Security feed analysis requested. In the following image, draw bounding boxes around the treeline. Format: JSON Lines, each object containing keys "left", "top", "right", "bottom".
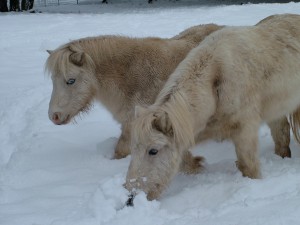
{"left": 101, "top": 0, "right": 157, "bottom": 3}
{"left": 0, "top": 0, "right": 34, "bottom": 12}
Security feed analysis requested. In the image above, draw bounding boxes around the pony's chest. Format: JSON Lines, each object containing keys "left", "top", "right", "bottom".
{"left": 196, "top": 114, "right": 241, "bottom": 142}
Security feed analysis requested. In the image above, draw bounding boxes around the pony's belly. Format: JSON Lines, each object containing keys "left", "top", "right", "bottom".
{"left": 260, "top": 69, "right": 300, "bottom": 121}
{"left": 262, "top": 88, "right": 300, "bottom": 122}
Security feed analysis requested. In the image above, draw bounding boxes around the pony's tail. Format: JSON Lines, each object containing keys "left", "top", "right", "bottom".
{"left": 289, "top": 106, "right": 300, "bottom": 144}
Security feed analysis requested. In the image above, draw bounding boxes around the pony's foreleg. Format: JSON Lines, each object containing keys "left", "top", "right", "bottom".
{"left": 232, "top": 120, "right": 262, "bottom": 179}
{"left": 179, "top": 151, "right": 205, "bottom": 174}
{"left": 114, "top": 123, "right": 131, "bottom": 159}
{"left": 267, "top": 117, "right": 291, "bottom": 158}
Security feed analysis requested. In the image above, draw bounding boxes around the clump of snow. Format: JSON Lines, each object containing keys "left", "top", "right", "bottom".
{"left": 1, "top": 2, "right": 300, "bottom": 225}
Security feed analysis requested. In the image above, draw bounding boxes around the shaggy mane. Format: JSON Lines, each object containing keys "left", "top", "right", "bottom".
{"left": 161, "top": 91, "right": 196, "bottom": 148}
{"left": 44, "top": 35, "right": 128, "bottom": 78}
{"left": 133, "top": 90, "right": 195, "bottom": 151}
{"left": 45, "top": 44, "right": 73, "bottom": 79}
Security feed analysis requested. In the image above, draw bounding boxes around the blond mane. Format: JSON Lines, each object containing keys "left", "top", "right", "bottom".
{"left": 44, "top": 35, "right": 129, "bottom": 79}
{"left": 45, "top": 44, "right": 70, "bottom": 78}
{"left": 162, "top": 91, "right": 196, "bottom": 148}
{"left": 133, "top": 89, "right": 195, "bottom": 151}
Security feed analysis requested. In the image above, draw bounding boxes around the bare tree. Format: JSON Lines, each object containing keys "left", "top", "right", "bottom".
{"left": 102, "top": 0, "right": 156, "bottom": 3}
{"left": 10, "top": 0, "right": 20, "bottom": 11}
{"left": 21, "top": 0, "right": 34, "bottom": 10}
{"left": 0, "top": 0, "right": 8, "bottom": 12}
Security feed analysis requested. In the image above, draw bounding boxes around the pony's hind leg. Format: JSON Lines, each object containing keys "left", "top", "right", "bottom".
{"left": 232, "top": 120, "right": 262, "bottom": 179}
{"left": 268, "top": 117, "right": 291, "bottom": 158}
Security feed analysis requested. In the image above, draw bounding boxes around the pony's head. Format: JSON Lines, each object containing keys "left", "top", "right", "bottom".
{"left": 125, "top": 94, "right": 195, "bottom": 200}
{"left": 45, "top": 43, "right": 97, "bottom": 125}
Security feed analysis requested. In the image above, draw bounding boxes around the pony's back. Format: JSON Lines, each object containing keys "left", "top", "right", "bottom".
{"left": 172, "top": 23, "right": 224, "bottom": 45}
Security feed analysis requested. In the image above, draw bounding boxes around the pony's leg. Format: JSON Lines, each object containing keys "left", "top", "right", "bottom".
{"left": 114, "top": 123, "right": 131, "bottom": 159}
{"left": 267, "top": 117, "right": 291, "bottom": 158}
{"left": 232, "top": 120, "right": 261, "bottom": 179}
{"left": 179, "top": 151, "right": 205, "bottom": 174}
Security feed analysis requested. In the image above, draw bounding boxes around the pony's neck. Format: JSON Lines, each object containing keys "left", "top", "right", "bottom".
{"left": 79, "top": 36, "right": 140, "bottom": 92}
{"left": 79, "top": 36, "right": 133, "bottom": 72}
{"left": 155, "top": 52, "right": 217, "bottom": 142}
{"left": 75, "top": 36, "right": 156, "bottom": 122}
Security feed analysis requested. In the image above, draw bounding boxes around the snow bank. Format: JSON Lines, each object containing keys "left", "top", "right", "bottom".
{"left": 1, "top": 2, "right": 300, "bottom": 225}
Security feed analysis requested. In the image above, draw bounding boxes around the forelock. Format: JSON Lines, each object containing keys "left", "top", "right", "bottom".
{"left": 132, "top": 110, "right": 157, "bottom": 146}
{"left": 45, "top": 44, "right": 73, "bottom": 80}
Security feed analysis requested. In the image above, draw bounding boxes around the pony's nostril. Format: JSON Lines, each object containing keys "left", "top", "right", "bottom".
{"left": 52, "top": 112, "right": 61, "bottom": 122}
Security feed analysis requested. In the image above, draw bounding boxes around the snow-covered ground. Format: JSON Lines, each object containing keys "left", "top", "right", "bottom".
{"left": 1, "top": 2, "right": 300, "bottom": 225}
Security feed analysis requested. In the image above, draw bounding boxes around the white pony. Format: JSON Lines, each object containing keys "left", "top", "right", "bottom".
{"left": 126, "top": 14, "right": 300, "bottom": 201}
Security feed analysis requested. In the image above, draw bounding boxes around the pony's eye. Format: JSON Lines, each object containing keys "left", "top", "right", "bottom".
{"left": 148, "top": 149, "right": 158, "bottom": 156}
{"left": 66, "top": 78, "right": 76, "bottom": 85}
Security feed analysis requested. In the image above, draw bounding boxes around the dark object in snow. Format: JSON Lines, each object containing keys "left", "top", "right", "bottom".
{"left": 126, "top": 194, "right": 135, "bottom": 207}
{"left": 29, "top": 10, "right": 39, "bottom": 13}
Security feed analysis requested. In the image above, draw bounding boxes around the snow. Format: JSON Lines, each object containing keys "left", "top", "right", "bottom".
{"left": 1, "top": 2, "right": 300, "bottom": 225}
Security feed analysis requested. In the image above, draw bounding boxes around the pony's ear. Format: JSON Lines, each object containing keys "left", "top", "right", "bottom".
{"left": 46, "top": 50, "right": 53, "bottom": 54}
{"left": 134, "top": 105, "right": 147, "bottom": 118}
{"left": 70, "top": 52, "right": 85, "bottom": 67}
{"left": 153, "top": 111, "right": 173, "bottom": 137}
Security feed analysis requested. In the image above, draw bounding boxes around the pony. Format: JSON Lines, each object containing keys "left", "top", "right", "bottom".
{"left": 45, "top": 23, "right": 225, "bottom": 174}
{"left": 125, "top": 14, "right": 300, "bottom": 201}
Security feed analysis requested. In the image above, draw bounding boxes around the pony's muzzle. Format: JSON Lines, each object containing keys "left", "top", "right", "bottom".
{"left": 50, "top": 112, "right": 70, "bottom": 125}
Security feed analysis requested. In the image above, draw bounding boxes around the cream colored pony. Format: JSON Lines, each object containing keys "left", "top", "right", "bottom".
{"left": 126, "top": 14, "right": 300, "bottom": 201}
{"left": 46, "top": 23, "right": 225, "bottom": 174}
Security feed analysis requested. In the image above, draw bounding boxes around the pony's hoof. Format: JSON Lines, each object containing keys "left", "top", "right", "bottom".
{"left": 113, "top": 150, "right": 130, "bottom": 159}
{"left": 235, "top": 160, "right": 262, "bottom": 179}
{"left": 276, "top": 146, "right": 291, "bottom": 158}
{"left": 181, "top": 156, "right": 205, "bottom": 175}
